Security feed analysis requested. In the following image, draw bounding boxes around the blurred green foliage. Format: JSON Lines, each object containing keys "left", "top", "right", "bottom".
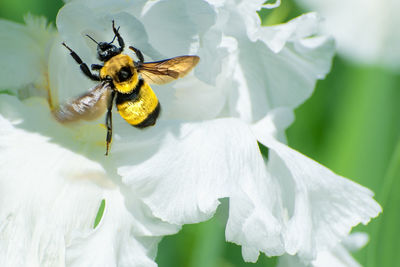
{"left": 1, "top": 0, "right": 399, "bottom": 266}
{"left": 0, "top": 0, "right": 63, "bottom": 23}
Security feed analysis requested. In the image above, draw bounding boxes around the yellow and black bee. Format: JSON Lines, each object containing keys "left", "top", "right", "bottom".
{"left": 54, "top": 21, "right": 199, "bottom": 155}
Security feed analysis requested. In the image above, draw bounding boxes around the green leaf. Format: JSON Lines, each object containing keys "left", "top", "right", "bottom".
{"left": 93, "top": 199, "right": 105, "bottom": 229}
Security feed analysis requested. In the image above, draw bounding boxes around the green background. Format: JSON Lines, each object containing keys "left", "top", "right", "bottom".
{"left": 1, "top": 0, "right": 399, "bottom": 266}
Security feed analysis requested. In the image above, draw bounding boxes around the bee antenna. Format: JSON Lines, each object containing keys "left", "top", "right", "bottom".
{"left": 86, "top": 34, "right": 99, "bottom": 45}
{"left": 109, "top": 34, "right": 117, "bottom": 44}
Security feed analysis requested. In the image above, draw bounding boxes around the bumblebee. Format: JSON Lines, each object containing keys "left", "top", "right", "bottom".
{"left": 54, "top": 21, "right": 199, "bottom": 155}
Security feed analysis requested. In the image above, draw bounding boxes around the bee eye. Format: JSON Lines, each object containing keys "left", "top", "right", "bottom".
{"left": 117, "top": 67, "right": 132, "bottom": 82}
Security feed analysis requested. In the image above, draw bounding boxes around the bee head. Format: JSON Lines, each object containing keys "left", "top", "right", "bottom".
{"left": 86, "top": 34, "right": 121, "bottom": 62}
{"left": 97, "top": 42, "right": 120, "bottom": 61}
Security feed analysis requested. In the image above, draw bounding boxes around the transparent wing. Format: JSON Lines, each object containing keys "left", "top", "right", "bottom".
{"left": 53, "top": 82, "right": 112, "bottom": 123}
{"left": 139, "top": 56, "right": 200, "bottom": 85}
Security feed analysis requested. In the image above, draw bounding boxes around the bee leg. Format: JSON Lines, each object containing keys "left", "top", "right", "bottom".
{"left": 62, "top": 42, "right": 100, "bottom": 81}
{"left": 112, "top": 20, "right": 125, "bottom": 51}
{"left": 91, "top": 64, "right": 103, "bottom": 71}
{"left": 105, "top": 91, "right": 116, "bottom": 156}
{"left": 129, "top": 46, "right": 144, "bottom": 64}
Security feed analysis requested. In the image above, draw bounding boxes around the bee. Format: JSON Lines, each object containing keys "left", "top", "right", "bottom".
{"left": 54, "top": 21, "right": 199, "bottom": 155}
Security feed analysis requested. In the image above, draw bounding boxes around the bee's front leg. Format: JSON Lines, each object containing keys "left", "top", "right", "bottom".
{"left": 62, "top": 42, "right": 100, "bottom": 81}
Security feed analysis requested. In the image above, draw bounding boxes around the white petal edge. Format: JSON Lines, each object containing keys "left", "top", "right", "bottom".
{"left": 277, "top": 232, "right": 369, "bottom": 267}
{"left": 258, "top": 12, "right": 322, "bottom": 53}
{"left": 259, "top": 133, "right": 381, "bottom": 260}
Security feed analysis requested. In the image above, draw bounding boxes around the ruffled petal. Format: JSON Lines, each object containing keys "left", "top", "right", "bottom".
{"left": 277, "top": 233, "right": 368, "bottom": 267}
{"left": 226, "top": 172, "right": 284, "bottom": 261}
{"left": 117, "top": 118, "right": 288, "bottom": 260}
{"left": 118, "top": 118, "right": 265, "bottom": 224}
{"left": 258, "top": 134, "right": 381, "bottom": 260}
{"left": 229, "top": 14, "right": 335, "bottom": 123}
{"left": 257, "top": 12, "right": 321, "bottom": 53}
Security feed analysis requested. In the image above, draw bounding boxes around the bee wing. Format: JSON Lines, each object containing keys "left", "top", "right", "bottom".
{"left": 138, "top": 56, "right": 200, "bottom": 85}
{"left": 53, "top": 82, "right": 112, "bottom": 123}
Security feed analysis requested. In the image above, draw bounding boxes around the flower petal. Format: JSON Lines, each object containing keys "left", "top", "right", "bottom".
{"left": 341, "top": 232, "right": 368, "bottom": 252}
{"left": 140, "top": 0, "right": 216, "bottom": 57}
{"left": 0, "top": 113, "right": 104, "bottom": 266}
{"left": 259, "top": 135, "right": 381, "bottom": 260}
{"left": 277, "top": 233, "right": 369, "bottom": 267}
{"left": 117, "top": 118, "right": 287, "bottom": 260}
{"left": 66, "top": 192, "right": 160, "bottom": 267}
{"left": 226, "top": 174, "right": 285, "bottom": 261}
{"left": 258, "top": 12, "right": 321, "bottom": 53}
{"left": 0, "top": 15, "right": 54, "bottom": 91}
{"left": 230, "top": 30, "right": 334, "bottom": 123}
{"left": 252, "top": 107, "right": 295, "bottom": 142}
{"left": 0, "top": 95, "right": 170, "bottom": 266}
{"left": 118, "top": 118, "right": 263, "bottom": 224}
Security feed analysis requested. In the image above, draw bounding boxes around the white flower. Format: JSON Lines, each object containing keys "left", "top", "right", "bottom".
{"left": 0, "top": 0, "right": 381, "bottom": 266}
{"left": 0, "top": 97, "right": 166, "bottom": 266}
{"left": 278, "top": 232, "right": 369, "bottom": 267}
{"left": 294, "top": 0, "right": 400, "bottom": 69}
